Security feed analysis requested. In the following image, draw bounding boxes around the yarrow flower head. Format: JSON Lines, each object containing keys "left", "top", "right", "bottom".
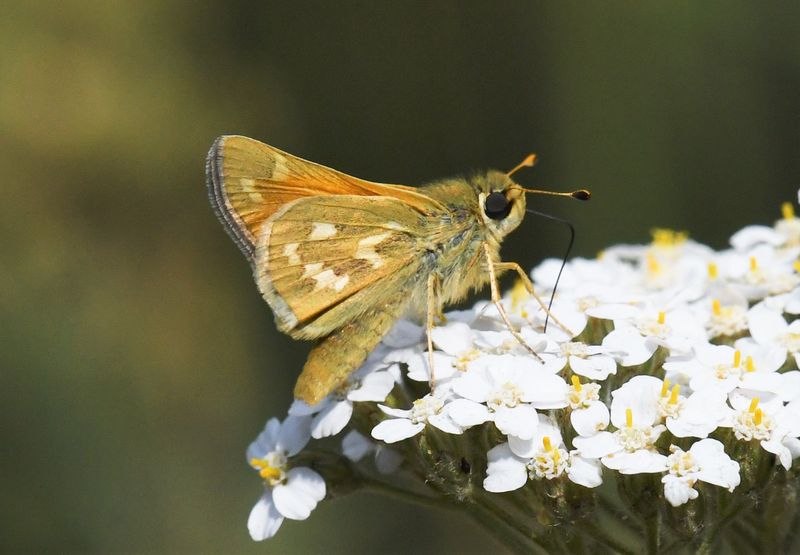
{"left": 240, "top": 191, "right": 800, "bottom": 553}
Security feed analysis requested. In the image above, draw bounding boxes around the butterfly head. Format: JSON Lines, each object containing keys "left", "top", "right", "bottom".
{"left": 474, "top": 171, "right": 529, "bottom": 238}
{"left": 473, "top": 160, "right": 591, "bottom": 239}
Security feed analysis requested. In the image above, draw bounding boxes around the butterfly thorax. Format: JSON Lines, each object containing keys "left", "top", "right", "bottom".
{"left": 413, "top": 171, "right": 527, "bottom": 309}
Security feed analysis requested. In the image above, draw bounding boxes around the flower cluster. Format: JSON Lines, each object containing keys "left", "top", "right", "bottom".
{"left": 245, "top": 193, "right": 800, "bottom": 551}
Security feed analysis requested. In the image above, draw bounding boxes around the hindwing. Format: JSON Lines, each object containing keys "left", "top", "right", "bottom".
{"left": 255, "top": 195, "right": 430, "bottom": 339}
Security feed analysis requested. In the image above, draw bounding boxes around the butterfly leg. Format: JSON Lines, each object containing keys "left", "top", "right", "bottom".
{"left": 483, "top": 244, "right": 544, "bottom": 362}
{"left": 493, "top": 262, "right": 575, "bottom": 337}
{"left": 426, "top": 274, "right": 438, "bottom": 391}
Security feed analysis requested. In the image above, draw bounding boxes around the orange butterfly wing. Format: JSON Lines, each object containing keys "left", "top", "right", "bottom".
{"left": 205, "top": 135, "right": 444, "bottom": 261}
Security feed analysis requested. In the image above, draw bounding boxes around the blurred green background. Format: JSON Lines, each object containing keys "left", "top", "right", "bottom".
{"left": 2, "top": 2, "right": 798, "bottom": 553}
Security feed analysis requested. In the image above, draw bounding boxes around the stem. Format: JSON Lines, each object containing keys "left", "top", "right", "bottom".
{"left": 467, "top": 502, "right": 550, "bottom": 555}
{"left": 362, "top": 478, "right": 455, "bottom": 512}
{"left": 646, "top": 505, "right": 661, "bottom": 554}
{"left": 581, "top": 520, "right": 639, "bottom": 555}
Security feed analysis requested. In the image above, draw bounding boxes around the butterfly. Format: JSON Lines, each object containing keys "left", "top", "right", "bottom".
{"left": 206, "top": 135, "right": 589, "bottom": 405}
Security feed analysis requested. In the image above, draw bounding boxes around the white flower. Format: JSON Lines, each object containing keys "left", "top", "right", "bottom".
{"left": 747, "top": 303, "right": 800, "bottom": 368}
{"left": 602, "top": 304, "right": 706, "bottom": 364}
{"left": 371, "top": 393, "right": 463, "bottom": 443}
{"left": 697, "top": 294, "right": 750, "bottom": 338}
{"left": 662, "top": 438, "right": 740, "bottom": 507}
{"left": 448, "top": 354, "right": 568, "bottom": 439}
{"left": 573, "top": 377, "right": 668, "bottom": 474}
{"left": 290, "top": 367, "right": 396, "bottom": 439}
{"left": 726, "top": 390, "right": 800, "bottom": 469}
{"left": 555, "top": 341, "right": 618, "bottom": 380}
{"left": 246, "top": 416, "right": 326, "bottom": 541}
{"left": 483, "top": 415, "right": 602, "bottom": 492}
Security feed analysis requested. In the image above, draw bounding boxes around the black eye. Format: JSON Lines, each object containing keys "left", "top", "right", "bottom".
{"left": 484, "top": 191, "right": 512, "bottom": 220}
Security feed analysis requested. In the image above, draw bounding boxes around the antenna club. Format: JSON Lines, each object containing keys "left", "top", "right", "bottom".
{"left": 572, "top": 189, "right": 591, "bottom": 201}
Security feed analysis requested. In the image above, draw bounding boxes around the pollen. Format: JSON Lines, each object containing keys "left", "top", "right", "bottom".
{"left": 733, "top": 350, "right": 742, "bottom": 368}
{"left": 651, "top": 228, "right": 688, "bottom": 248}
{"left": 782, "top": 202, "right": 795, "bottom": 220}
{"left": 746, "top": 355, "right": 755, "bottom": 372}
{"left": 750, "top": 256, "right": 759, "bottom": 272}
{"left": 646, "top": 254, "right": 662, "bottom": 276}
{"left": 712, "top": 299, "right": 722, "bottom": 316}
{"left": 668, "top": 384, "right": 680, "bottom": 405}
{"left": 661, "top": 378, "right": 670, "bottom": 398}
{"left": 707, "top": 262, "right": 719, "bottom": 280}
{"left": 748, "top": 397, "right": 760, "bottom": 413}
{"left": 625, "top": 408, "right": 633, "bottom": 428}
{"left": 510, "top": 279, "right": 530, "bottom": 313}
{"left": 754, "top": 408, "right": 763, "bottom": 425}
{"left": 571, "top": 375, "right": 582, "bottom": 391}
{"left": 657, "top": 311, "right": 666, "bottom": 325}
{"left": 542, "top": 436, "right": 553, "bottom": 452}
{"left": 250, "top": 454, "right": 287, "bottom": 486}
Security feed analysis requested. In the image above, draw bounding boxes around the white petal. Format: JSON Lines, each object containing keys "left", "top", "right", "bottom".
{"left": 602, "top": 450, "right": 668, "bottom": 474}
{"left": 371, "top": 418, "right": 424, "bottom": 443}
{"left": 609, "top": 375, "right": 662, "bottom": 428}
{"left": 483, "top": 443, "right": 528, "bottom": 492}
{"left": 452, "top": 368, "right": 493, "bottom": 402}
{"left": 569, "top": 354, "right": 618, "bottom": 380}
{"left": 572, "top": 432, "right": 620, "bottom": 458}
{"left": 662, "top": 475, "right": 698, "bottom": 507}
{"left": 383, "top": 319, "right": 424, "bottom": 347}
{"left": 730, "top": 225, "right": 784, "bottom": 251}
{"left": 521, "top": 373, "right": 569, "bottom": 409}
{"left": 432, "top": 322, "right": 474, "bottom": 355}
{"left": 276, "top": 415, "right": 312, "bottom": 457}
{"left": 747, "top": 305, "right": 788, "bottom": 346}
{"left": 446, "top": 399, "right": 492, "bottom": 428}
{"left": 247, "top": 418, "right": 281, "bottom": 461}
{"left": 493, "top": 405, "right": 540, "bottom": 439}
{"left": 762, "top": 438, "right": 793, "bottom": 470}
{"left": 288, "top": 399, "right": 326, "bottom": 416}
{"left": 341, "top": 430, "right": 372, "bottom": 462}
{"left": 571, "top": 401, "right": 609, "bottom": 437}
{"left": 406, "top": 351, "right": 457, "bottom": 382}
{"left": 587, "top": 303, "right": 640, "bottom": 320}
{"left": 429, "top": 412, "right": 464, "bottom": 435}
{"left": 603, "top": 328, "right": 656, "bottom": 366}
{"left": 375, "top": 446, "right": 404, "bottom": 474}
{"left": 311, "top": 400, "right": 353, "bottom": 439}
{"left": 348, "top": 371, "right": 395, "bottom": 402}
{"left": 272, "top": 467, "right": 326, "bottom": 520}
{"left": 567, "top": 454, "right": 603, "bottom": 488}
{"left": 377, "top": 404, "right": 412, "bottom": 418}
{"left": 247, "top": 490, "right": 284, "bottom": 541}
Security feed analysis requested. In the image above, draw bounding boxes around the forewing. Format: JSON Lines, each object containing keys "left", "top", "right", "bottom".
{"left": 255, "top": 195, "right": 428, "bottom": 339}
{"left": 206, "top": 135, "right": 443, "bottom": 260}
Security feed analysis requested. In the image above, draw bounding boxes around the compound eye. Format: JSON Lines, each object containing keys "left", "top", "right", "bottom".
{"left": 484, "top": 191, "right": 512, "bottom": 220}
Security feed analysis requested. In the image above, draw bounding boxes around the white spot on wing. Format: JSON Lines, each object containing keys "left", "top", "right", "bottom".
{"left": 310, "top": 222, "right": 337, "bottom": 240}
{"left": 356, "top": 233, "right": 389, "bottom": 269}
{"left": 284, "top": 243, "right": 301, "bottom": 265}
{"left": 303, "top": 262, "right": 324, "bottom": 278}
{"left": 311, "top": 269, "right": 349, "bottom": 292}
{"left": 271, "top": 154, "right": 289, "bottom": 181}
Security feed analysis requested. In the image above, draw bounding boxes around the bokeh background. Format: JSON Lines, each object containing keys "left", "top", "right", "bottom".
{"left": 3, "top": 2, "right": 799, "bottom": 553}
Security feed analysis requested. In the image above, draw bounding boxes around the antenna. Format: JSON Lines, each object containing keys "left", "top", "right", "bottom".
{"left": 506, "top": 153, "right": 537, "bottom": 178}
{"left": 525, "top": 208, "right": 576, "bottom": 332}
